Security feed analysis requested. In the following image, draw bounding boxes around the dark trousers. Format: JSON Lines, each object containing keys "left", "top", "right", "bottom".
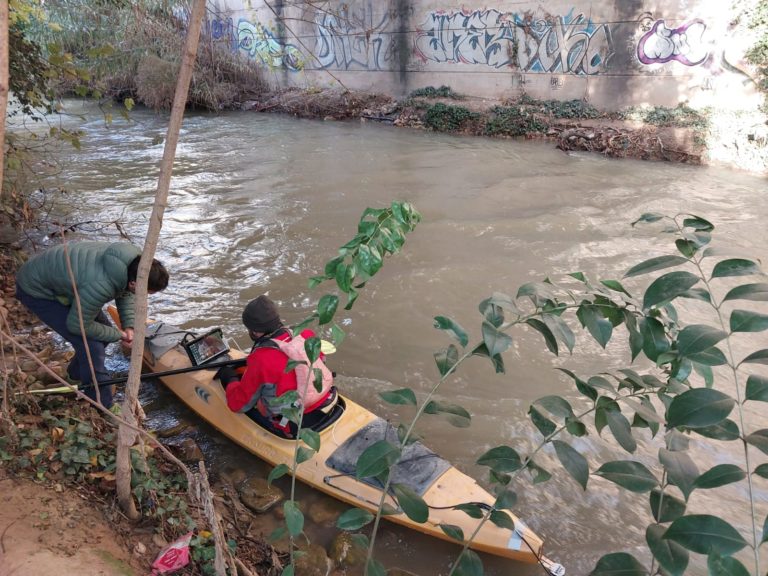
{"left": 16, "top": 284, "right": 114, "bottom": 408}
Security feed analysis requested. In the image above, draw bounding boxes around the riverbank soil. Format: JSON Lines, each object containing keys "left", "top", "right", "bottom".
{"left": 0, "top": 470, "right": 142, "bottom": 576}
{"left": 246, "top": 87, "right": 768, "bottom": 173}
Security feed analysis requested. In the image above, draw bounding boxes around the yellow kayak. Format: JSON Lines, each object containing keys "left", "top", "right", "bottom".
{"left": 128, "top": 316, "right": 564, "bottom": 573}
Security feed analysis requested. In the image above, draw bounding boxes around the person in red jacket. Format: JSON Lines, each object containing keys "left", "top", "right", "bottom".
{"left": 216, "top": 295, "right": 336, "bottom": 437}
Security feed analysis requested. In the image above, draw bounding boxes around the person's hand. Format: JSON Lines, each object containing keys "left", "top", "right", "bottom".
{"left": 214, "top": 365, "right": 239, "bottom": 387}
{"left": 120, "top": 328, "right": 134, "bottom": 347}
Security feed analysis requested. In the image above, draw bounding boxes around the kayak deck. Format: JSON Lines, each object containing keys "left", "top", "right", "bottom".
{"left": 137, "top": 319, "right": 564, "bottom": 572}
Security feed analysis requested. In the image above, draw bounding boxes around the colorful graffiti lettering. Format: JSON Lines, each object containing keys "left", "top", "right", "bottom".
{"left": 315, "top": 5, "right": 391, "bottom": 70}
{"left": 414, "top": 9, "right": 613, "bottom": 75}
{"left": 237, "top": 19, "right": 303, "bottom": 71}
{"left": 637, "top": 19, "right": 709, "bottom": 66}
{"left": 206, "top": 15, "right": 238, "bottom": 51}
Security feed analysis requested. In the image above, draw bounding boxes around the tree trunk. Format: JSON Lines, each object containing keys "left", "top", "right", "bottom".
{"left": 0, "top": 0, "right": 10, "bottom": 201}
{"left": 115, "top": 0, "right": 207, "bottom": 519}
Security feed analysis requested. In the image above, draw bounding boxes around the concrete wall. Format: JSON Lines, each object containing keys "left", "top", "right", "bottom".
{"left": 203, "top": 0, "right": 762, "bottom": 111}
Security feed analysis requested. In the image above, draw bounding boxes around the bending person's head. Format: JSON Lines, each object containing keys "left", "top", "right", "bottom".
{"left": 242, "top": 295, "right": 282, "bottom": 339}
{"left": 127, "top": 256, "right": 170, "bottom": 294}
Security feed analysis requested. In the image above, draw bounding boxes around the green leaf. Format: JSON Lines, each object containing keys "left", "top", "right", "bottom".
{"left": 741, "top": 349, "right": 768, "bottom": 366}
{"left": 747, "top": 375, "right": 768, "bottom": 402}
{"left": 711, "top": 258, "right": 762, "bottom": 278}
{"left": 535, "top": 395, "right": 575, "bottom": 419}
{"left": 632, "top": 212, "right": 665, "bottom": 226}
{"left": 659, "top": 449, "right": 699, "bottom": 501}
{"left": 663, "top": 514, "right": 747, "bottom": 555}
{"left": 723, "top": 283, "right": 768, "bottom": 302}
{"left": 355, "top": 440, "right": 401, "bottom": 479}
{"left": 542, "top": 313, "right": 576, "bottom": 353}
{"left": 745, "top": 429, "right": 768, "bottom": 455}
{"left": 267, "top": 463, "right": 290, "bottom": 485}
{"left": 296, "top": 446, "right": 315, "bottom": 464}
{"left": 336, "top": 508, "right": 374, "bottom": 530}
{"left": 517, "top": 281, "right": 556, "bottom": 303}
{"left": 303, "top": 336, "right": 321, "bottom": 364}
{"left": 379, "top": 388, "right": 417, "bottom": 406}
{"left": 424, "top": 401, "right": 471, "bottom": 427}
{"left": 299, "top": 429, "right": 320, "bottom": 452}
{"left": 707, "top": 553, "right": 750, "bottom": 576}
{"left": 476, "top": 446, "right": 522, "bottom": 473}
{"left": 577, "top": 304, "right": 613, "bottom": 348}
{"left": 526, "top": 460, "right": 552, "bottom": 484}
{"left": 643, "top": 271, "right": 700, "bottom": 310}
{"left": 392, "top": 483, "right": 429, "bottom": 523}
{"left": 646, "top": 524, "right": 688, "bottom": 576}
{"left": 454, "top": 503, "right": 484, "bottom": 519}
{"left": 317, "top": 294, "right": 339, "bottom": 325}
{"left": 494, "top": 489, "right": 517, "bottom": 509}
{"left": 439, "top": 524, "right": 465, "bottom": 542}
{"left": 433, "top": 316, "right": 469, "bottom": 347}
{"left": 687, "top": 347, "right": 728, "bottom": 366}
{"left": 753, "top": 463, "right": 768, "bottom": 479}
{"left": 489, "top": 510, "right": 515, "bottom": 530}
{"left": 730, "top": 309, "right": 768, "bottom": 333}
{"left": 526, "top": 318, "right": 558, "bottom": 355}
{"left": 281, "top": 564, "right": 294, "bottom": 576}
{"left": 667, "top": 388, "right": 735, "bottom": 428}
{"left": 605, "top": 411, "right": 637, "bottom": 453}
{"left": 566, "top": 417, "right": 588, "bottom": 437}
{"left": 434, "top": 345, "right": 459, "bottom": 377}
{"left": 624, "top": 255, "right": 689, "bottom": 278}
{"left": 676, "top": 325, "right": 727, "bottom": 356}
{"left": 481, "top": 321, "right": 512, "bottom": 357}
{"left": 366, "top": 558, "right": 386, "bottom": 576}
{"left": 693, "top": 419, "right": 740, "bottom": 441}
{"left": 650, "top": 489, "right": 686, "bottom": 523}
{"left": 283, "top": 501, "right": 304, "bottom": 536}
{"left": 456, "top": 549, "right": 483, "bottom": 576}
{"left": 600, "top": 279, "right": 631, "bottom": 296}
{"left": 589, "top": 552, "right": 646, "bottom": 576}
{"left": 640, "top": 317, "right": 670, "bottom": 362}
{"left": 553, "top": 440, "right": 589, "bottom": 490}
{"left": 693, "top": 464, "right": 745, "bottom": 489}
{"left": 594, "top": 461, "right": 658, "bottom": 492}
{"left": 682, "top": 216, "right": 714, "bottom": 232}
{"left": 675, "top": 238, "right": 698, "bottom": 258}
{"left": 763, "top": 514, "right": 768, "bottom": 544}
{"left": 529, "top": 406, "right": 556, "bottom": 437}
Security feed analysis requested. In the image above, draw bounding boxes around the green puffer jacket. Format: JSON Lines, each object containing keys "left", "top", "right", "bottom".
{"left": 16, "top": 242, "right": 141, "bottom": 342}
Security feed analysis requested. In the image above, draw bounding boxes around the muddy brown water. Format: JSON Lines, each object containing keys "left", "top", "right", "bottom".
{"left": 24, "top": 100, "right": 768, "bottom": 575}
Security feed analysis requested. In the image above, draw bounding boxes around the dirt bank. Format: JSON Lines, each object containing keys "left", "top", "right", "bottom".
{"left": 0, "top": 470, "right": 144, "bottom": 576}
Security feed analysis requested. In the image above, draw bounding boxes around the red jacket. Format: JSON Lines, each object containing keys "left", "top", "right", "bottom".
{"left": 226, "top": 329, "right": 331, "bottom": 416}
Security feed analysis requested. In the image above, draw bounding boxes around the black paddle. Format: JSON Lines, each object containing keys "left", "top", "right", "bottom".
{"left": 77, "top": 356, "right": 248, "bottom": 391}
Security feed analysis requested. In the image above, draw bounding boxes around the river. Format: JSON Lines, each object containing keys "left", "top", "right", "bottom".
{"left": 22, "top": 100, "right": 768, "bottom": 575}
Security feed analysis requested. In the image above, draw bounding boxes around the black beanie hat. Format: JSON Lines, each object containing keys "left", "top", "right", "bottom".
{"left": 242, "top": 295, "right": 281, "bottom": 333}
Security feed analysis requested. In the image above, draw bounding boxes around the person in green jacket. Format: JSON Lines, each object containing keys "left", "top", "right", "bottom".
{"left": 15, "top": 241, "right": 169, "bottom": 408}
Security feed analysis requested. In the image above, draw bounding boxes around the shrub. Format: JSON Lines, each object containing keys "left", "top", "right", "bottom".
{"left": 424, "top": 103, "right": 479, "bottom": 132}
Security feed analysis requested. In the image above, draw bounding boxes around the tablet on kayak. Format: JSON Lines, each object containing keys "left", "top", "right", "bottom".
{"left": 183, "top": 328, "right": 230, "bottom": 366}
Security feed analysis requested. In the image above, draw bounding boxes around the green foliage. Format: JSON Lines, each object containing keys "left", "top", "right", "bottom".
{"left": 484, "top": 105, "right": 547, "bottom": 137}
{"left": 327, "top": 210, "right": 768, "bottom": 576}
{"left": 744, "top": 0, "right": 768, "bottom": 108}
{"left": 519, "top": 94, "right": 601, "bottom": 119}
{"left": 409, "top": 85, "right": 464, "bottom": 99}
{"left": 424, "top": 103, "right": 480, "bottom": 132}
{"left": 618, "top": 104, "right": 710, "bottom": 129}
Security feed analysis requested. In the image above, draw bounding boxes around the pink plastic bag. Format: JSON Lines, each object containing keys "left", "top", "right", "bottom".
{"left": 151, "top": 532, "right": 193, "bottom": 574}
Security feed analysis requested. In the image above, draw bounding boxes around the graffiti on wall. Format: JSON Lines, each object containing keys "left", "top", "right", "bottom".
{"left": 637, "top": 18, "right": 709, "bottom": 66}
{"left": 237, "top": 20, "right": 303, "bottom": 70}
{"left": 414, "top": 9, "right": 614, "bottom": 75}
{"left": 314, "top": 5, "right": 392, "bottom": 70}
{"left": 205, "top": 13, "right": 303, "bottom": 71}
